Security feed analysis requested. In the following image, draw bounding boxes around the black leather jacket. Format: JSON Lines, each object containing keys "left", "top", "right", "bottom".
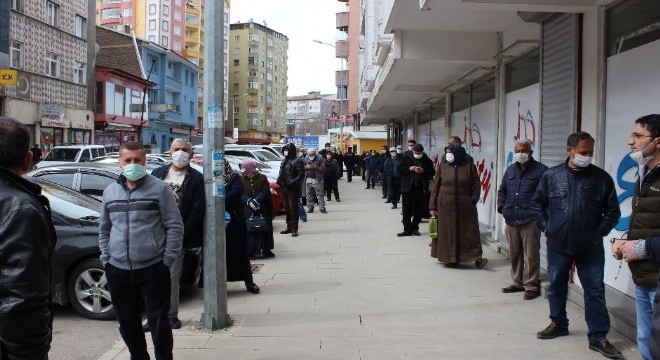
{"left": 532, "top": 159, "right": 620, "bottom": 255}
{"left": 0, "top": 168, "right": 56, "bottom": 359}
{"left": 277, "top": 144, "right": 305, "bottom": 191}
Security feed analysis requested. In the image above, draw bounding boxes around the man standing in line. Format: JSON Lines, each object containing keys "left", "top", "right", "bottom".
{"left": 532, "top": 132, "right": 622, "bottom": 359}
{"left": 379, "top": 145, "right": 389, "bottom": 199}
{"left": 99, "top": 141, "right": 183, "bottom": 360}
{"left": 344, "top": 147, "right": 355, "bottom": 182}
{"left": 150, "top": 138, "right": 205, "bottom": 330}
{"left": 277, "top": 143, "right": 305, "bottom": 237}
{"left": 0, "top": 118, "right": 56, "bottom": 359}
{"left": 497, "top": 139, "right": 547, "bottom": 300}
{"left": 30, "top": 143, "right": 42, "bottom": 169}
{"left": 365, "top": 150, "right": 378, "bottom": 189}
{"left": 611, "top": 114, "right": 660, "bottom": 360}
{"left": 397, "top": 144, "right": 434, "bottom": 236}
{"left": 384, "top": 146, "right": 403, "bottom": 209}
{"left": 304, "top": 148, "right": 327, "bottom": 213}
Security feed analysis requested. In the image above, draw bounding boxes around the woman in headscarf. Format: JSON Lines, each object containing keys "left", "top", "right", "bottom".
{"left": 224, "top": 160, "right": 260, "bottom": 293}
{"left": 240, "top": 159, "right": 275, "bottom": 258}
{"left": 429, "top": 136, "right": 488, "bottom": 268}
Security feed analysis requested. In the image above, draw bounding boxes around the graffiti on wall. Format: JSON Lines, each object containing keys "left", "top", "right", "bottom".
{"left": 614, "top": 155, "right": 638, "bottom": 231}
{"left": 506, "top": 100, "right": 538, "bottom": 168}
{"left": 463, "top": 117, "right": 482, "bottom": 153}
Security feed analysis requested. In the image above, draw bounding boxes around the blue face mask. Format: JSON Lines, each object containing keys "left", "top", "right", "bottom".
{"left": 122, "top": 164, "right": 147, "bottom": 181}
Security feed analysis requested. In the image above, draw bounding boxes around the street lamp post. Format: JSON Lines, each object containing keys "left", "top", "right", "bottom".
{"left": 313, "top": 40, "right": 344, "bottom": 151}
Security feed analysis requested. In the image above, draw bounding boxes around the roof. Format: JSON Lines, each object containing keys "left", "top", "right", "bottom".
{"left": 345, "top": 131, "right": 388, "bottom": 140}
{"left": 96, "top": 26, "right": 146, "bottom": 79}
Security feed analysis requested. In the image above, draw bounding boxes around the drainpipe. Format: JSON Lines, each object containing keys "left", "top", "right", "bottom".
{"left": 493, "top": 32, "right": 505, "bottom": 246}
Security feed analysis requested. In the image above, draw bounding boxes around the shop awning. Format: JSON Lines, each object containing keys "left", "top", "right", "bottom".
{"left": 106, "top": 122, "right": 135, "bottom": 131}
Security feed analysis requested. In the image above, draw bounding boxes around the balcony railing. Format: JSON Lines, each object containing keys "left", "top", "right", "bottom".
{"left": 336, "top": 40, "right": 348, "bottom": 59}
{"left": 336, "top": 12, "right": 349, "bottom": 31}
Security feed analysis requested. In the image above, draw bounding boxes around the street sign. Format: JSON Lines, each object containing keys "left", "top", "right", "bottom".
{"left": 0, "top": 69, "right": 18, "bottom": 85}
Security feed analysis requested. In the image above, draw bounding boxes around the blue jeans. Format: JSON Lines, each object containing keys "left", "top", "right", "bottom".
{"left": 298, "top": 201, "right": 307, "bottom": 221}
{"left": 635, "top": 286, "right": 656, "bottom": 360}
{"left": 546, "top": 247, "right": 610, "bottom": 343}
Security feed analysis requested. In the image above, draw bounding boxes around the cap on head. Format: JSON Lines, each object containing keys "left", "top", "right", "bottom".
{"left": 413, "top": 144, "right": 424, "bottom": 152}
{"left": 389, "top": 147, "right": 396, "bottom": 152}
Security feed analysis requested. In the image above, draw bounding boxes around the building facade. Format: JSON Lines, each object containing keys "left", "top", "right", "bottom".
{"left": 286, "top": 91, "right": 334, "bottom": 136}
{"left": 228, "top": 21, "right": 288, "bottom": 142}
{"left": 360, "top": 0, "right": 660, "bottom": 338}
{"left": 2, "top": 0, "right": 96, "bottom": 151}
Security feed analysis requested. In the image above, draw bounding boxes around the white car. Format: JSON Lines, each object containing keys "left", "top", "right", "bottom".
{"left": 36, "top": 145, "right": 107, "bottom": 169}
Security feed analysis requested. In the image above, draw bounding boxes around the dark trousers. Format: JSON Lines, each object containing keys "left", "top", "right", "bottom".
{"left": 105, "top": 262, "right": 173, "bottom": 360}
{"left": 282, "top": 188, "right": 300, "bottom": 232}
{"left": 388, "top": 177, "right": 402, "bottom": 205}
{"left": 345, "top": 165, "right": 353, "bottom": 182}
{"left": 401, "top": 184, "right": 425, "bottom": 233}
{"left": 324, "top": 177, "right": 339, "bottom": 200}
{"left": 382, "top": 175, "right": 389, "bottom": 198}
{"left": 546, "top": 247, "right": 610, "bottom": 342}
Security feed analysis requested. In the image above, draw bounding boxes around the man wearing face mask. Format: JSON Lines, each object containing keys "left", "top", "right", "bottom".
{"left": 303, "top": 148, "right": 327, "bottom": 213}
{"left": 497, "top": 139, "right": 547, "bottom": 300}
{"left": 277, "top": 143, "right": 305, "bottom": 236}
{"left": 151, "top": 139, "right": 205, "bottom": 330}
{"left": 611, "top": 114, "right": 660, "bottom": 360}
{"left": 384, "top": 147, "right": 403, "bottom": 209}
{"left": 343, "top": 148, "right": 355, "bottom": 182}
{"left": 398, "top": 144, "right": 434, "bottom": 236}
{"left": 379, "top": 145, "right": 389, "bottom": 199}
{"left": 323, "top": 151, "right": 341, "bottom": 202}
{"left": 99, "top": 141, "right": 183, "bottom": 360}
{"left": 365, "top": 150, "right": 379, "bottom": 189}
{"left": 532, "top": 132, "right": 622, "bottom": 359}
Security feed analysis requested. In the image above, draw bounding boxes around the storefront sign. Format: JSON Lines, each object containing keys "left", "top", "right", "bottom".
{"left": 42, "top": 120, "right": 68, "bottom": 128}
{"left": 0, "top": 69, "right": 18, "bottom": 85}
{"left": 40, "top": 104, "right": 64, "bottom": 123}
{"left": 72, "top": 122, "right": 92, "bottom": 130}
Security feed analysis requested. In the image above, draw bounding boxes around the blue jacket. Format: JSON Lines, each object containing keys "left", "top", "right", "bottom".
{"left": 531, "top": 159, "right": 620, "bottom": 255}
{"left": 366, "top": 155, "right": 379, "bottom": 171}
{"left": 151, "top": 164, "right": 206, "bottom": 248}
{"left": 497, "top": 158, "right": 547, "bottom": 226}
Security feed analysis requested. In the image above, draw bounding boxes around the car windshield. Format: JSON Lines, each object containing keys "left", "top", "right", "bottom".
{"left": 43, "top": 148, "right": 80, "bottom": 161}
{"left": 30, "top": 178, "right": 101, "bottom": 219}
{"left": 253, "top": 150, "right": 279, "bottom": 162}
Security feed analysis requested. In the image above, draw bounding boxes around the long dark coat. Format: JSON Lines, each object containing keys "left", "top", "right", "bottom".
{"left": 429, "top": 155, "right": 482, "bottom": 264}
{"left": 225, "top": 172, "right": 253, "bottom": 282}
{"left": 241, "top": 173, "right": 275, "bottom": 253}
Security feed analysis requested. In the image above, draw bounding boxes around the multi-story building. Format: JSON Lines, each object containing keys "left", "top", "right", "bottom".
{"left": 1, "top": 0, "right": 97, "bottom": 151}
{"left": 335, "top": 0, "right": 358, "bottom": 129}
{"left": 286, "top": 91, "right": 334, "bottom": 135}
{"left": 95, "top": 26, "right": 200, "bottom": 153}
{"left": 229, "top": 21, "right": 288, "bottom": 142}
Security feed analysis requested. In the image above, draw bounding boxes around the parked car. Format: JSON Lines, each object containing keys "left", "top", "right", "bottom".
{"left": 36, "top": 145, "right": 107, "bottom": 168}
{"left": 224, "top": 148, "right": 282, "bottom": 169}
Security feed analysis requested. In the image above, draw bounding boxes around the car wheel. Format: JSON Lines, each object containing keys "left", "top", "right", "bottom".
{"left": 67, "top": 258, "right": 115, "bottom": 320}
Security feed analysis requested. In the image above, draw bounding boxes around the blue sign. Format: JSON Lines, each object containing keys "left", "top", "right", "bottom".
{"left": 285, "top": 136, "right": 319, "bottom": 150}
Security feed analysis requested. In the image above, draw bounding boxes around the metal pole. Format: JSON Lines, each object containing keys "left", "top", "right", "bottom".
{"left": 202, "top": 0, "right": 229, "bottom": 330}
{"left": 339, "top": 57, "right": 344, "bottom": 151}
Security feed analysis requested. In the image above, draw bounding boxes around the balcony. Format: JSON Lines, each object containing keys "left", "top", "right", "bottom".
{"left": 336, "top": 12, "right": 349, "bottom": 31}
{"left": 185, "top": 36, "right": 203, "bottom": 46}
{"left": 335, "top": 70, "right": 348, "bottom": 86}
{"left": 186, "top": 22, "right": 201, "bottom": 32}
{"left": 247, "top": 88, "right": 259, "bottom": 95}
{"left": 336, "top": 40, "right": 348, "bottom": 59}
{"left": 166, "top": 103, "right": 180, "bottom": 113}
{"left": 247, "top": 100, "right": 259, "bottom": 106}
{"left": 186, "top": 7, "right": 201, "bottom": 16}
{"left": 184, "top": 49, "right": 203, "bottom": 60}
{"left": 165, "top": 77, "right": 182, "bottom": 92}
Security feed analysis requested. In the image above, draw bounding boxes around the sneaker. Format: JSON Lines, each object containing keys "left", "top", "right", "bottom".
{"left": 320, "top": 209, "right": 327, "bottom": 213}
{"left": 300, "top": 218, "right": 307, "bottom": 222}
{"left": 142, "top": 321, "right": 150, "bottom": 333}
{"left": 170, "top": 317, "right": 182, "bottom": 329}
{"left": 280, "top": 229, "right": 292, "bottom": 234}
{"left": 589, "top": 339, "right": 623, "bottom": 359}
{"left": 475, "top": 258, "right": 488, "bottom": 269}
{"left": 537, "top": 321, "right": 569, "bottom": 339}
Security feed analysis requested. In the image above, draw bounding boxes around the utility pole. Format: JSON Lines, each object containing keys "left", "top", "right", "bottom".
{"left": 202, "top": 0, "right": 230, "bottom": 330}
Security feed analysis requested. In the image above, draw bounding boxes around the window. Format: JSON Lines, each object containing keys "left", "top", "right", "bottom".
{"left": 248, "top": 33, "right": 259, "bottom": 41}
{"left": 75, "top": 15, "right": 86, "bottom": 38}
{"left": 149, "top": 20, "right": 156, "bottom": 30}
{"left": 233, "top": 71, "right": 239, "bottom": 78}
{"left": 233, "top": 82, "right": 239, "bottom": 90}
{"left": 174, "top": 10, "right": 181, "bottom": 21}
{"left": 174, "top": 25, "right": 181, "bottom": 35}
{"left": 148, "top": 35, "right": 156, "bottom": 42}
{"left": 45, "top": 1, "right": 59, "bottom": 27}
{"left": 11, "top": 0, "right": 24, "bottom": 12}
{"left": 35, "top": 172, "right": 75, "bottom": 188}
{"left": 149, "top": 4, "right": 156, "bottom": 14}
{"left": 234, "top": 47, "right": 240, "bottom": 55}
{"left": 45, "top": 52, "right": 59, "bottom": 77}
{"left": 234, "top": 35, "right": 240, "bottom": 42}
{"left": 173, "top": 41, "right": 180, "bottom": 51}
{"left": 162, "top": 36, "right": 169, "bottom": 47}
{"left": 175, "top": 0, "right": 181, "bottom": 5}
{"left": 233, "top": 106, "right": 239, "bottom": 114}
{"left": 122, "top": 8, "right": 132, "bottom": 17}
{"left": 80, "top": 172, "right": 115, "bottom": 198}
{"left": 101, "top": 8, "right": 120, "bottom": 19}
{"left": 9, "top": 41, "right": 23, "bottom": 69}
{"left": 163, "top": 4, "right": 169, "bottom": 15}
{"left": 162, "top": 20, "right": 169, "bottom": 31}
{"left": 234, "top": 59, "right": 239, "bottom": 66}
{"left": 189, "top": 101, "right": 194, "bottom": 115}
{"left": 74, "top": 61, "right": 86, "bottom": 84}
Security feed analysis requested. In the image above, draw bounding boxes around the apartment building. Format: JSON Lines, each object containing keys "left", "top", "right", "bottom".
{"left": 1, "top": 0, "right": 96, "bottom": 150}
{"left": 286, "top": 91, "right": 334, "bottom": 136}
{"left": 229, "top": 21, "right": 288, "bottom": 142}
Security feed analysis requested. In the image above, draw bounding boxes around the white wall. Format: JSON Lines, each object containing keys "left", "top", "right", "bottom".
{"left": 469, "top": 99, "right": 497, "bottom": 227}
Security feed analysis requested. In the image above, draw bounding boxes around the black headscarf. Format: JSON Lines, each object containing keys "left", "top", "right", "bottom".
{"left": 449, "top": 143, "right": 467, "bottom": 166}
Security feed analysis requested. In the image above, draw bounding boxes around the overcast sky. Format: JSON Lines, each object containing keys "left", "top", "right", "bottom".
{"left": 229, "top": 0, "right": 343, "bottom": 97}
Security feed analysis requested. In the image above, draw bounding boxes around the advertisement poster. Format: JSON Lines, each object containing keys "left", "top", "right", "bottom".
{"left": 602, "top": 40, "right": 660, "bottom": 296}
{"left": 285, "top": 136, "right": 319, "bottom": 150}
{"left": 468, "top": 100, "right": 497, "bottom": 226}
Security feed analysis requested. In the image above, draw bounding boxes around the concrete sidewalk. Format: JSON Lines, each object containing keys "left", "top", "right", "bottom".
{"left": 99, "top": 178, "right": 641, "bottom": 360}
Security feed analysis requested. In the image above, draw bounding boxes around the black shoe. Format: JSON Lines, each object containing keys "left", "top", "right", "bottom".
{"left": 246, "top": 282, "right": 260, "bottom": 294}
{"left": 589, "top": 339, "right": 623, "bottom": 359}
{"left": 397, "top": 231, "right": 412, "bottom": 237}
{"left": 292, "top": 232, "right": 298, "bottom": 237}
{"left": 384, "top": 200, "right": 390, "bottom": 203}
{"left": 263, "top": 251, "right": 275, "bottom": 258}
{"left": 537, "top": 321, "right": 569, "bottom": 339}
{"left": 280, "top": 229, "right": 292, "bottom": 234}
{"left": 170, "top": 317, "right": 182, "bottom": 330}
{"left": 475, "top": 258, "right": 488, "bottom": 269}
{"left": 308, "top": 208, "right": 314, "bottom": 213}
{"left": 365, "top": 187, "right": 370, "bottom": 189}
{"left": 381, "top": 196, "right": 387, "bottom": 199}
{"left": 336, "top": 198, "right": 340, "bottom": 202}
{"left": 142, "top": 321, "right": 150, "bottom": 333}
{"left": 524, "top": 289, "right": 540, "bottom": 300}
{"left": 412, "top": 230, "right": 421, "bottom": 236}
{"left": 320, "top": 209, "right": 327, "bottom": 213}
{"left": 371, "top": 186, "right": 375, "bottom": 189}
{"left": 327, "top": 198, "right": 331, "bottom": 201}
{"left": 391, "top": 205, "right": 397, "bottom": 209}
{"left": 501, "top": 285, "right": 525, "bottom": 293}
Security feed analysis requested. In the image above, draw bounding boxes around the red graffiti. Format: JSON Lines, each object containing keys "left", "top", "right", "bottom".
{"left": 475, "top": 159, "right": 493, "bottom": 204}
{"left": 463, "top": 118, "right": 482, "bottom": 152}
{"left": 513, "top": 100, "right": 536, "bottom": 144}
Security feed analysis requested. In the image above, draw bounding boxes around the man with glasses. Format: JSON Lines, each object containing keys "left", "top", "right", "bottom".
{"left": 611, "top": 114, "right": 660, "bottom": 360}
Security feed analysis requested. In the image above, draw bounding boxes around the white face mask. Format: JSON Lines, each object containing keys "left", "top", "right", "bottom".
{"left": 408, "top": 146, "right": 413, "bottom": 151}
{"left": 445, "top": 153, "right": 455, "bottom": 163}
{"left": 308, "top": 155, "right": 315, "bottom": 160}
{"left": 513, "top": 152, "right": 529, "bottom": 165}
{"left": 390, "top": 152, "right": 396, "bottom": 157}
{"left": 326, "top": 155, "right": 332, "bottom": 160}
{"left": 381, "top": 150, "right": 387, "bottom": 154}
{"left": 413, "top": 153, "right": 423, "bottom": 159}
{"left": 396, "top": 149, "right": 402, "bottom": 154}
{"left": 297, "top": 152, "right": 304, "bottom": 158}
{"left": 630, "top": 138, "right": 658, "bottom": 165}
{"left": 283, "top": 150, "right": 289, "bottom": 157}
{"left": 572, "top": 153, "right": 592, "bottom": 168}
{"left": 171, "top": 150, "right": 190, "bottom": 168}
